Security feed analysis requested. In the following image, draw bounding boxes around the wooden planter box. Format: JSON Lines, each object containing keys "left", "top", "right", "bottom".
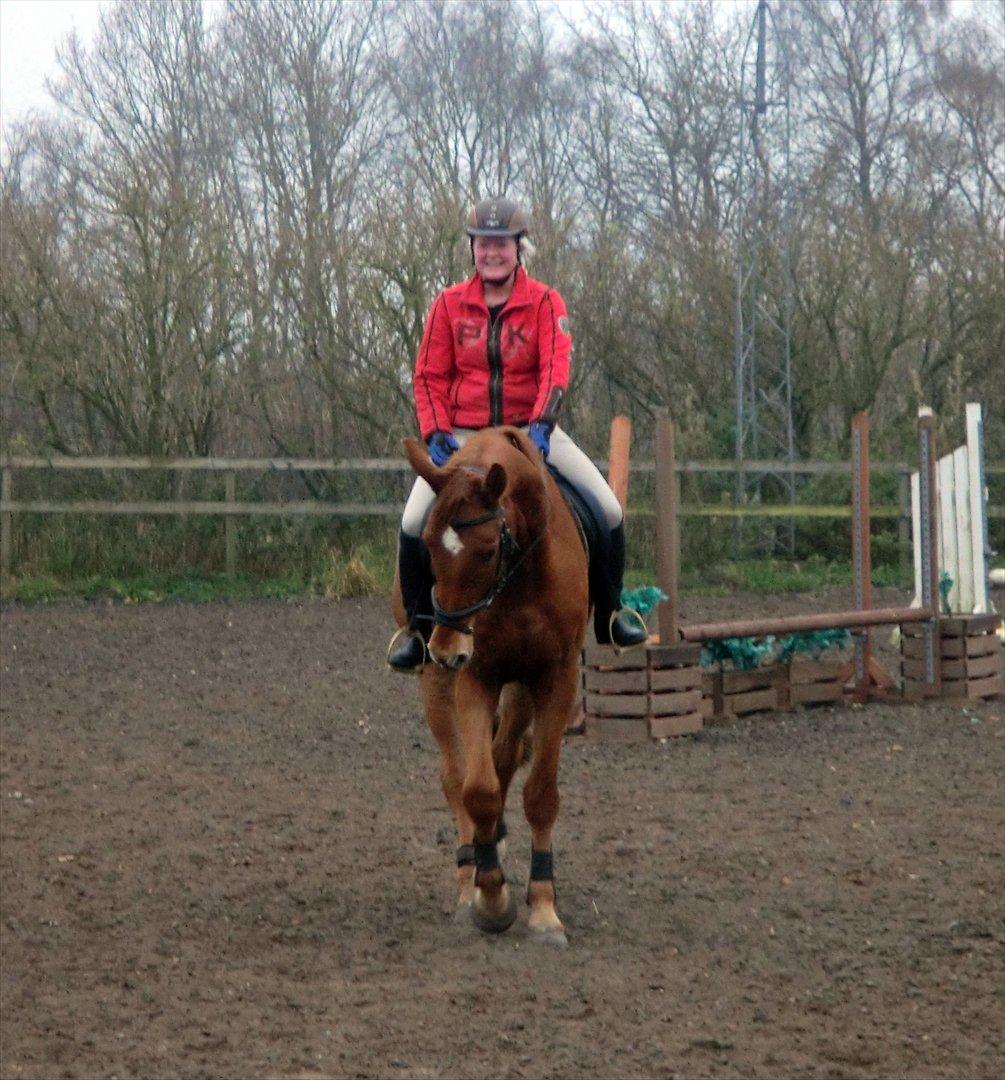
{"left": 786, "top": 658, "right": 848, "bottom": 706}
{"left": 703, "top": 655, "right": 850, "bottom": 723}
{"left": 702, "top": 667, "right": 779, "bottom": 722}
{"left": 901, "top": 614, "right": 1004, "bottom": 701}
{"left": 583, "top": 642, "right": 704, "bottom": 742}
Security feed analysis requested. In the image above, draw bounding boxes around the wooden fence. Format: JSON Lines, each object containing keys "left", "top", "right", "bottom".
{"left": 2, "top": 454, "right": 1001, "bottom": 578}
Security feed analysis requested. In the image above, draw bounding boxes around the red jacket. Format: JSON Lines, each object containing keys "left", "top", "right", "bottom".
{"left": 413, "top": 268, "right": 572, "bottom": 440}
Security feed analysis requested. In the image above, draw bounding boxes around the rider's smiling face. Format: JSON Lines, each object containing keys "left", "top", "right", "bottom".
{"left": 473, "top": 235, "right": 518, "bottom": 285}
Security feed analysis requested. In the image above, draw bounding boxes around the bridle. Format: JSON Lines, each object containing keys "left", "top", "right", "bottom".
{"left": 417, "top": 505, "right": 544, "bottom": 635}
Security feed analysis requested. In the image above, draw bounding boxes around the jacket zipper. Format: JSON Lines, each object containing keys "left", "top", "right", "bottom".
{"left": 487, "top": 315, "right": 503, "bottom": 425}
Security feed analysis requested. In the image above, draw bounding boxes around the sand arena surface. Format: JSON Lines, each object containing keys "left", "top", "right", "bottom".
{"left": 2, "top": 590, "right": 1002, "bottom": 1078}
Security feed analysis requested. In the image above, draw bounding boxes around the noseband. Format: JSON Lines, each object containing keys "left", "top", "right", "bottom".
{"left": 418, "top": 506, "right": 544, "bottom": 635}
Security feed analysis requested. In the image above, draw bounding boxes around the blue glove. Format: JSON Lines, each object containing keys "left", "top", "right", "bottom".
{"left": 528, "top": 420, "right": 553, "bottom": 459}
{"left": 427, "top": 431, "right": 460, "bottom": 467}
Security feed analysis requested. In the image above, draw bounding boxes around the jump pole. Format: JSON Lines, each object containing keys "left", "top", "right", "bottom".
{"left": 680, "top": 410, "right": 937, "bottom": 677}
{"left": 682, "top": 605, "right": 933, "bottom": 642}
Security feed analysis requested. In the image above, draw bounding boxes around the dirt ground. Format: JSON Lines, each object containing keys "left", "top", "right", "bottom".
{"left": 1, "top": 587, "right": 1003, "bottom": 1080}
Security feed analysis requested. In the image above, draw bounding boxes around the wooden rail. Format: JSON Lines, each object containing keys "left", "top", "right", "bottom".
{"left": 7, "top": 454, "right": 1002, "bottom": 474}
{"left": 1, "top": 454, "right": 1001, "bottom": 579}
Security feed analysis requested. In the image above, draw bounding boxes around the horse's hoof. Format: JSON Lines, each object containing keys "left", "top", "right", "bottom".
{"left": 472, "top": 888, "right": 518, "bottom": 934}
{"left": 528, "top": 924, "right": 569, "bottom": 948}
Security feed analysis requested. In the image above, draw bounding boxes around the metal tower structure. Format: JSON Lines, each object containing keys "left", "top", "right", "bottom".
{"left": 734, "top": 0, "right": 796, "bottom": 552}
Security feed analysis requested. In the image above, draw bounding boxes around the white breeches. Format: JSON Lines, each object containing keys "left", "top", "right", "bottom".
{"left": 401, "top": 425, "right": 624, "bottom": 538}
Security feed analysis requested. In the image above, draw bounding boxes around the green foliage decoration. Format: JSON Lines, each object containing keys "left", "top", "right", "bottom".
{"left": 701, "top": 628, "right": 851, "bottom": 670}
{"left": 939, "top": 571, "right": 953, "bottom": 614}
{"left": 620, "top": 586, "right": 668, "bottom": 617}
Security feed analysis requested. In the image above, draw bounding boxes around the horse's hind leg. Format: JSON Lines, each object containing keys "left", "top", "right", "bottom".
{"left": 419, "top": 666, "right": 476, "bottom": 913}
{"left": 492, "top": 683, "right": 535, "bottom": 848}
{"left": 524, "top": 661, "right": 580, "bottom": 947}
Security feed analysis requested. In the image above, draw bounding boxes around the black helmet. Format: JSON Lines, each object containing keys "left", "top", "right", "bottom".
{"left": 466, "top": 197, "right": 529, "bottom": 239}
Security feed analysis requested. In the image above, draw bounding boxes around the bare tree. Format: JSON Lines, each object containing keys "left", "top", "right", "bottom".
{"left": 1, "top": 0, "right": 1001, "bottom": 466}
{"left": 3, "top": 1, "right": 239, "bottom": 455}
{"left": 219, "top": 0, "right": 387, "bottom": 458}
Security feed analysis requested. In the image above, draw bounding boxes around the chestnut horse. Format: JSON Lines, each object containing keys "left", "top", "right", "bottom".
{"left": 392, "top": 426, "right": 589, "bottom": 945}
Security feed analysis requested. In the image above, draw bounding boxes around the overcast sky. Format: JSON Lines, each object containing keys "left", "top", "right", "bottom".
{"left": 0, "top": 0, "right": 993, "bottom": 142}
{"left": 0, "top": 0, "right": 225, "bottom": 138}
{"left": 1, "top": 0, "right": 103, "bottom": 134}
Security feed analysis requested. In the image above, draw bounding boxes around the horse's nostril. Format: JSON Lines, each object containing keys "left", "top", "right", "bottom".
{"left": 451, "top": 653, "right": 471, "bottom": 670}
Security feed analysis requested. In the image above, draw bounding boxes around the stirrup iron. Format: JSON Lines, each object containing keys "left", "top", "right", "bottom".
{"left": 385, "top": 625, "right": 427, "bottom": 673}
{"left": 608, "top": 607, "right": 648, "bottom": 655}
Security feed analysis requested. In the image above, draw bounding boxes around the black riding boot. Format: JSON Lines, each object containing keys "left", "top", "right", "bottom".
{"left": 387, "top": 532, "right": 433, "bottom": 672}
{"left": 594, "top": 522, "right": 648, "bottom": 649}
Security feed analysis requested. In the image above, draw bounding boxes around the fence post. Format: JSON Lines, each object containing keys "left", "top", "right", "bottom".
{"left": 607, "top": 416, "right": 632, "bottom": 512}
{"left": 1, "top": 466, "right": 12, "bottom": 579}
{"left": 851, "top": 413, "right": 872, "bottom": 701}
{"left": 225, "top": 471, "right": 236, "bottom": 578}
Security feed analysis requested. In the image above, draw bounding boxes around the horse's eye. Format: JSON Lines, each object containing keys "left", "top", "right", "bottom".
{"left": 477, "top": 546, "right": 497, "bottom": 563}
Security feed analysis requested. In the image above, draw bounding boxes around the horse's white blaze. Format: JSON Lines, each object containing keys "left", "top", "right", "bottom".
{"left": 442, "top": 526, "right": 465, "bottom": 556}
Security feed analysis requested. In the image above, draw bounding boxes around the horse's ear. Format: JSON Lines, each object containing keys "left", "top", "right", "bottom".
{"left": 482, "top": 462, "right": 507, "bottom": 506}
{"left": 403, "top": 437, "right": 448, "bottom": 493}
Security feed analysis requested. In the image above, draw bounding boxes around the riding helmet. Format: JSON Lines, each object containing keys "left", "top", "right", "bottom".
{"left": 466, "top": 197, "right": 529, "bottom": 239}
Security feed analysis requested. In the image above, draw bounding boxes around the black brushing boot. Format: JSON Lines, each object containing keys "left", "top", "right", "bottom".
{"left": 595, "top": 522, "right": 648, "bottom": 649}
{"left": 387, "top": 532, "right": 433, "bottom": 672}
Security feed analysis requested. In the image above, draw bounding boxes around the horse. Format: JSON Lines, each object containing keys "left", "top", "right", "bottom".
{"left": 391, "top": 426, "right": 590, "bottom": 946}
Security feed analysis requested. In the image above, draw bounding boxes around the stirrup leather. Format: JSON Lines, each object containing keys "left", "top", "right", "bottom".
{"left": 608, "top": 607, "right": 648, "bottom": 655}
{"left": 385, "top": 626, "right": 427, "bottom": 673}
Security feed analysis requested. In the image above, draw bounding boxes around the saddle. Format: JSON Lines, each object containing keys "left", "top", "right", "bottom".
{"left": 546, "top": 465, "right": 612, "bottom": 619}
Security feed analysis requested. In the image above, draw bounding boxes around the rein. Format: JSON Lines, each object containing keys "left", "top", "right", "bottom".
{"left": 417, "top": 505, "right": 545, "bottom": 635}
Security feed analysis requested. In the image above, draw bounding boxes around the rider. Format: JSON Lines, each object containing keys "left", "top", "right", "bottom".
{"left": 388, "top": 196, "right": 648, "bottom": 671}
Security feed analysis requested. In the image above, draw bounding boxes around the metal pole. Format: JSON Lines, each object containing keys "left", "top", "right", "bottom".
{"left": 917, "top": 409, "right": 941, "bottom": 695}
{"left": 655, "top": 416, "right": 679, "bottom": 645}
{"left": 898, "top": 469, "right": 911, "bottom": 578}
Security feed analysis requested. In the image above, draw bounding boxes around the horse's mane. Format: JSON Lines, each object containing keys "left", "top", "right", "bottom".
{"left": 439, "top": 427, "right": 550, "bottom": 543}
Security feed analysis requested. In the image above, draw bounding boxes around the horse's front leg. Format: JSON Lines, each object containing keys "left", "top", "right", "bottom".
{"left": 419, "top": 665, "right": 476, "bottom": 913}
{"left": 524, "top": 660, "right": 580, "bottom": 947}
{"left": 456, "top": 671, "right": 517, "bottom": 934}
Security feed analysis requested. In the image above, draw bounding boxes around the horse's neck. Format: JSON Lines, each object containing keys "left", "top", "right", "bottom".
{"left": 504, "top": 476, "right": 553, "bottom": 561}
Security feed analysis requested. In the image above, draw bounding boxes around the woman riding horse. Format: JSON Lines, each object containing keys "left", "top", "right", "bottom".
{"left": 388, "top": 197, "right": 647, "bottom": 672}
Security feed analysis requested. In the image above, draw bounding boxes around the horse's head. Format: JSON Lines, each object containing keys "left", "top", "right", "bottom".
{"left": 404, "top": 437, "right": 510, "bottom": 670}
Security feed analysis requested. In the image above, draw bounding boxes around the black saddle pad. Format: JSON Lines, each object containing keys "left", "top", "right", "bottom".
{"left": 547, "top": 465, "right": 610, "bottom": 611}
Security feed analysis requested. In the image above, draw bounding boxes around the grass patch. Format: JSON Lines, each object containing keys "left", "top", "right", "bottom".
{"left": 0, "top": 570, "right": 310, "bottom": 605}
{"left": 4, "top": 544, "right": 912, "bottom": 607}
{"left": 1, "top": 550, "right": 394, "bottom": 606}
